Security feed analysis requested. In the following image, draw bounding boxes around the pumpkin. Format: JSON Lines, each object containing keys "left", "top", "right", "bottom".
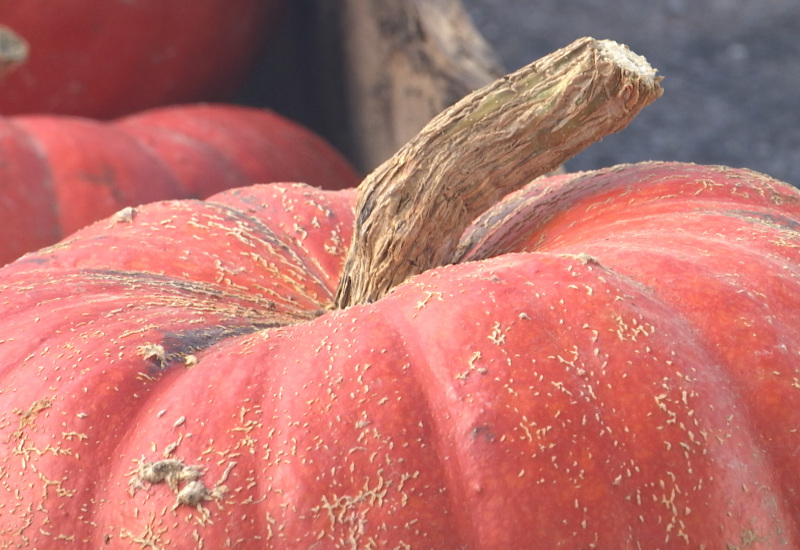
{"left": 0, "top": 0, "right": 283, "bottom": 118}
{"left": 0, "top": 103, "right": 359, "bottom": 266}
{"left": 1, "top": 38, "right": 798, "bottom": 548}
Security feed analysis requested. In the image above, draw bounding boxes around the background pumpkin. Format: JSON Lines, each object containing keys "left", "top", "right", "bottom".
{"left": 0, "top": 0, "right": 284, "bottom": 118}
{"left": 0, "top": 38, "right": 798, "bottom": 548}
{"left": 0, "top": 103, "right": 360, "bottom": 266}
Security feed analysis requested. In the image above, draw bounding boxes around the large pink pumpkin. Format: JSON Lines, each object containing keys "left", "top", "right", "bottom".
{"left": 0, "top": 161, "right": 798, "bottom": 547}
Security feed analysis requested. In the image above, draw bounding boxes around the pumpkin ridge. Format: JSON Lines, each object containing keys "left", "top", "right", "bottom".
{"left": 527, "top": 216, "right": 800, "bottom": 529}
{"left": 205, "top": 183, "right": 358, "bottom": 304}
{"left": 115, "top": 107, "right": 252, "bottom": 199}
{"left": 110, "top": 119, "right": 194, "bottom": 197}
{"left": 202, "top": 197, "right": 341, "bottom": 306}
{"left": 356, "top": 299, "right": 477, "bottom": 545}
{"left": 124, "top": 123, "right": 244, "bottom": 200}
{"left": 4, "top": 117, "right": 61, "bottom": 243}
{"left": 459, "top": 161, "right": 800, "bottom": 265}
{"left": 11, "top": 116, "right": 186, "bottom": 238}
{"left": 718, "top": 208, "right": 800, "bottom": 232}
{"left": 384, "top": 251, "right": 798, "bottom": 545}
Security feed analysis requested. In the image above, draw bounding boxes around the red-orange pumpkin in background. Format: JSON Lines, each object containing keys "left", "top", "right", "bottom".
{"left": 0, "top": 103, "right": 359, "bottom": 265}
{"left": 0, "top": 0, "right": 284, "bottom": 118}
{"left": 0, "top": 161, "right": 797, "bottom": 548}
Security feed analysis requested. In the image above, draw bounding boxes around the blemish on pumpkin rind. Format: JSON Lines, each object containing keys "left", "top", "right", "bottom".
{"left": 108, "top": 206, "right": 137, "bottom": 226}
{"left": 11, "top": 397, "right": 54, "bottom": 440}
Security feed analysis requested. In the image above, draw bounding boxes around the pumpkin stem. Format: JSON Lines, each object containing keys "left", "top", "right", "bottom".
{"left": 0, "top": 26, "right": 28, "bottom": 79}
{"left": 334, "top": 37, "right": 663, "bottom": 308}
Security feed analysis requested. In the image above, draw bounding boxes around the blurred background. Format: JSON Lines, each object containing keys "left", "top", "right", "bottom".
{"left": 252, "top": 0, "right": 800, "bottom": 187}
{"left": 461, "top": 0, "right": 800, "bottom": 187}
{"left": 3, "top": 1, "right": 798, "bottom": 187}
{"left": 5, "top": 1, "right": 796, "bottom": 266}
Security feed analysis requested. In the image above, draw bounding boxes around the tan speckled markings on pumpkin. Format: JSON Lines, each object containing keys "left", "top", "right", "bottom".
{"left": 181, "top": 184, "right": 355, "bottom": 313}
{"left": 0, "top": 194, "right": 354, "bottom": 546}
{"left": 5, "top": 396, "right": 84, "bottom": 543}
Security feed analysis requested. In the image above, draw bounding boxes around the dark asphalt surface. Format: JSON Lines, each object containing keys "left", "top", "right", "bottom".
{"left": 463, "top": 0, "right": 800, "bottom": 187}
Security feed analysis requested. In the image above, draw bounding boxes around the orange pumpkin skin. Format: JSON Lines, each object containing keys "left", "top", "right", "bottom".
{"left": 0, "top": 103, "right": 359, "bottom": 265}
{"left": 0, "top": 162, "right": 797, "bottom": 548}
{"left": 0, "top": 0, "right": 284, "bottom": 118}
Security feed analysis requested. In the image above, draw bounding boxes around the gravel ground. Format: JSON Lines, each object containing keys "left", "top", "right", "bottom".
{"left": 463, "top": 0, "right": 800, "bottom": 186}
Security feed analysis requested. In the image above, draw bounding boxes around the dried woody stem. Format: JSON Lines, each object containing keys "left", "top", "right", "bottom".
{"left": 0, "top": 26, "right": 28, "bottom": 79}
{"left": 334, "top": 37, "right": 663, "bottom": 309}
